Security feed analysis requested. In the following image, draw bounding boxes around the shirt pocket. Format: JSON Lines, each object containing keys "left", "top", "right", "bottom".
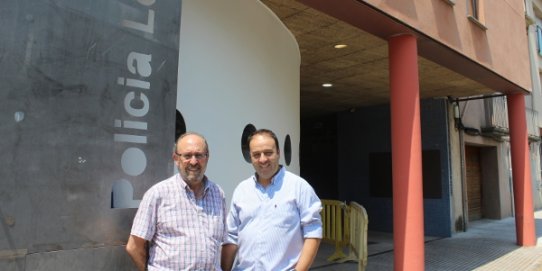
{"left": 273, "top": 199, "right": 298, "bottom": 229}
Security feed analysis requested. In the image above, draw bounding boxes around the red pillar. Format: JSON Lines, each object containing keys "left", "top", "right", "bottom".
{"left": 507, "top": 93, "right": 536, "bottom": 246}
{"left": 389, "top": 34, "right": 425, "bottom": 271}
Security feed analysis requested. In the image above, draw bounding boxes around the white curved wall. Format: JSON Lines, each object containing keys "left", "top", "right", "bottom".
{"left": 177, "top": 0, "right": 300, "bottom": 201}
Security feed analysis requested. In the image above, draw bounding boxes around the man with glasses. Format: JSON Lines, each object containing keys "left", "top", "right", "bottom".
{"left": 126, "top": 132, "right": 226, "bottom": 271}
{"left": 221, "top": 129, "right": 322, "bottom": 271}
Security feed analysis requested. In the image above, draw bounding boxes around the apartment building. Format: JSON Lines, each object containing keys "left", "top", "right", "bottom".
{"left": 526, "top": 0, "right": 542, "bottom": 209}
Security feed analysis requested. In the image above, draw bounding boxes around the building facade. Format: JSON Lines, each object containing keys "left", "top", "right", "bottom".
{"left": 526, "top": 0, "right": 542, "bottom": 210}
{"left": 1, "top": 0, "right": 538, "bottom": 270}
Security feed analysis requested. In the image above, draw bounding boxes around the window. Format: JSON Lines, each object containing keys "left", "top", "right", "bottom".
{"left": 539, "top": 143, "right": 542, "bottom": 182}
{"left": 241, "top": 124, "right": 256, "bottom": 163}
{"left": 537, "top": 25, "right": 542, "bottom": 56}
{"left": 469, "top": 0, "right": 479, "bottom": 19}
{"left": 467, "top": 0, "right": 487, "bottom": 29}
{"left": 283, "top": 134, "right": 292, "bottom": 166}
{"left": 368, "top": 150, "right": 443, "bottom": 199}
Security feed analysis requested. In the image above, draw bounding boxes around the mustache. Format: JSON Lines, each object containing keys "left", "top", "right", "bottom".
{"left": 187, "top": 165, "right": 201, "bottom": 170}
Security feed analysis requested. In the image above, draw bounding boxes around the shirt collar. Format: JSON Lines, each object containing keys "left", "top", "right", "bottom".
{"left": 177, "top": 174, "right": 209, "bottom": 193}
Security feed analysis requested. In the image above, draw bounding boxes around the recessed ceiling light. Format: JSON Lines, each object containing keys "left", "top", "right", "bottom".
{"left": 322, "top": 83, "right": 333, "bottom": 87}
{"left": 334, "top": 44, "right": 348, "bottom": 49}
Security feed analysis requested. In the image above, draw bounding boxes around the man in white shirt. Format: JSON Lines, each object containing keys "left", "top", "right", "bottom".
{"left": 221, "top": 129, "right": 322, "bottom": 271}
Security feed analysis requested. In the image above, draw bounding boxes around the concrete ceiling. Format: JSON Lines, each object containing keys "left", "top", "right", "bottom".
{"left": 261, "top": 0, "right": 495, "bottom": 118}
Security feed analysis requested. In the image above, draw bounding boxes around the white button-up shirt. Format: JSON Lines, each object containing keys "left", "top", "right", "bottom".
{"left": 225, "top": 167, "right": 322, "bottom": 271}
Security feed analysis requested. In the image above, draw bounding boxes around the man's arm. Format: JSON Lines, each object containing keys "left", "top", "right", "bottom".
{"left": 126, "top": 235, "right": 148, "bottom": 271}
{"left": 293, "top": 238, "right": 321, "bottom": 271}
{"left": 221, "top": 243, "right": 238, "bottom": 271}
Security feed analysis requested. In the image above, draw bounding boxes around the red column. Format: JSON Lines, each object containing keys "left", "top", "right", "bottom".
{"left": 507, "top": 93, "right": 536, "bottom": 246}
{"left": 389, "top": 34, "right": 425, "bottom": 271}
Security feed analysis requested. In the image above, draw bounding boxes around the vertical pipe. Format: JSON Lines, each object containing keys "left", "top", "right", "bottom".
{"left": 458, "top": 125, "right": 469, "bottom": 231}
{"left": 389, "top": 34, "right": 425, "bottom": 271}
{"left": 507, "top": 93, "right": 536, "bottom": 246}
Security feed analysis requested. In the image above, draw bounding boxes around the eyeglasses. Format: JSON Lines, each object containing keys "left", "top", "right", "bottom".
{"left": 175, "top": 152, "right": 208, "bottom": 161}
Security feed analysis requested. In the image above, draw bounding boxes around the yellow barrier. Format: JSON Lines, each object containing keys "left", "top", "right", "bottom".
{"left": 321, "top": 199, "right": 348, "bottom": 261}
{"left": 321, "top": 199, "right": 369, "bottom": 271}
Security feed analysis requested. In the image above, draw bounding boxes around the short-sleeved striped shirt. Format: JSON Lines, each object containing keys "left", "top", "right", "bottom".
{"left": 131, "top": 174, "right": 226, "bottom": 271}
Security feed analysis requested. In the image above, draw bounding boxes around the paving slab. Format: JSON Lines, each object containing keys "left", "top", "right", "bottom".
{"left": 312, "top": 210, "right": 542, "bottom": 271}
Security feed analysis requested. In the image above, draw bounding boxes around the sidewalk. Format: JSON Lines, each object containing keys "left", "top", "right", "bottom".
{"left": 311, "top": 210, "right": 542, "bottom": 271}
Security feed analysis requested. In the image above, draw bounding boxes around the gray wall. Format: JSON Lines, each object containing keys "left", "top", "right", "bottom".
{"left": 0, "top": 0, "right": 180, "bottom": 270}
{"left": 337, "top": 99, "right": 453, "bottom": 237}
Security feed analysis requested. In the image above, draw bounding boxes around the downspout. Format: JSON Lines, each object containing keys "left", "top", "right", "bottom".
{"left": 453, "top": 101, "right": 468, "bottom": 231}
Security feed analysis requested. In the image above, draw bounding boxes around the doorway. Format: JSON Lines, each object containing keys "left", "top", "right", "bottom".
{"left": 465, "top": 146, "right": 483, "bottom": 221}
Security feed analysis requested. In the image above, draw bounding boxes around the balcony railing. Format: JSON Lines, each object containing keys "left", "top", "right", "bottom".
{"left": 482, "top": 96, "right": 509, "bottom": 138}
{"left": 526, "top": 108, "right": 540, "bottom": 139}
{"left": 481, "top": 96, "right": 540, "bottom": 140}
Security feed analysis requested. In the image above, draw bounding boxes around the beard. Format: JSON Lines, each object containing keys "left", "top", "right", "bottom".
{"left": 180, "top": 164, "right": 205, "bottom": 184}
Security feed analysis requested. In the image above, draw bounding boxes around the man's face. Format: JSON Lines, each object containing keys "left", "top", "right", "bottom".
{"left": 249, "top": 134, "right": 280, "bottom": 182}
{"left": 173, "top": 134, "right": 208, "bottom": 186}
